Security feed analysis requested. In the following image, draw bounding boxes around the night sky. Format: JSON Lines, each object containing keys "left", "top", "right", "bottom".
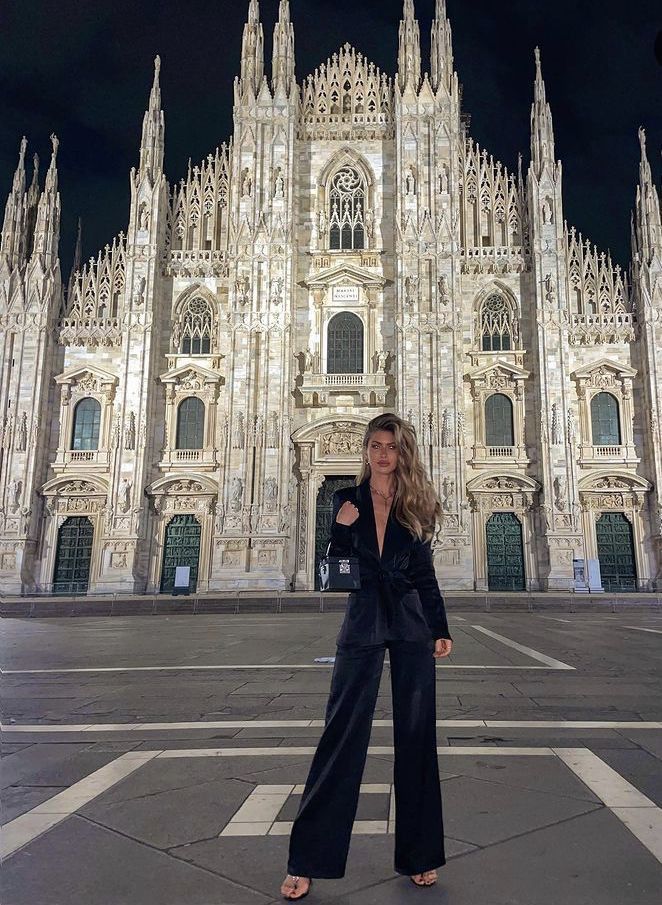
{"left": 1, "top": 0, "right": 660, "bottom": 276}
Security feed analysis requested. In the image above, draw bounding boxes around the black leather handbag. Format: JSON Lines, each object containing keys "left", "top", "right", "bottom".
{"left": 319, "top": 543, "right": 361, "bottom": 592}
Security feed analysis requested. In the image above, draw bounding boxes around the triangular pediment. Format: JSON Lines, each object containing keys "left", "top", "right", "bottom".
{"left": 159, "top": 363, "right": 223, "bottom": 385}
{"left": 54, "top": 364, "right": 118, "bottom": 386}
{"left": 571, "top": 358, "right": 637, "bottom": 380}
{"left": 302, "top": 262, "right": 386, "bottom": 290}
{"left": 468, "top": 360, "right": 530, "bottom": 381}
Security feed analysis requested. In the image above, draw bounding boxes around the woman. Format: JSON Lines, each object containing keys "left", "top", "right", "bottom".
{"left": 280, "top": 413, "right": 453, "bottom": 900}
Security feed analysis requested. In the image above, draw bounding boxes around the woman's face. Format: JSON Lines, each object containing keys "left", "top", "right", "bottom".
{"left": 366, "top": 430, "right": 399, "bottom": 476}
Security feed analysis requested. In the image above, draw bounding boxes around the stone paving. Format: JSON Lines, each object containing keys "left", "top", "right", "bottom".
{"left": 1, "top": 611, "right": 662, "bottom": 904}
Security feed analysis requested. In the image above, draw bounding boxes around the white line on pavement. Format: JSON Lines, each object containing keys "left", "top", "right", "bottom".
{"left": 554, "top": 747, "right": 662, "bottom": 864}
{"left": 622, "top": 626, "right": 662, "bottom": 635}
{"left": 2, "top": 719, "right": 661, "bottom": 733}
{"left": 471, "top": 624, "right": 575, "bottom": 670}
{"left": 0, "top": 663, "right": 558, "bottom": 674}
{"left": 153, "top": 746, "right": 555, "bottom": 758}
{"left": 0, "top": 751, "right": 160, "bottom": 860}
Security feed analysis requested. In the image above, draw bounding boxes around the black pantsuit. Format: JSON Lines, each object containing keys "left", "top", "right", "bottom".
{"left": 287, "top": 480, "right": 453, "bottom": 879}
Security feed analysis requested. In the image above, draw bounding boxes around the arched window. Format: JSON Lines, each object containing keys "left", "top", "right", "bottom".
{"left": 480, "top": 293, "right": 516, "bottom": 351}
{"left": 72, "top": 398, "right": 101, "bottom": 451}
{"left": 176, "top": 397, "right": 205, "bottom": 450}
{"left": 591, "top": 392, "right": 621, "bottom": 446}
{"left": 327, "top": 312, "right": 364, "bottom": 374}
{"left": 485, "top": 394, "right": 514, "bottom": 447}
{"left": 180, "top": 297, "right": 213, "bottom": 355}
{"left": 329, "top": 167, "right": 366, "bottom": 251}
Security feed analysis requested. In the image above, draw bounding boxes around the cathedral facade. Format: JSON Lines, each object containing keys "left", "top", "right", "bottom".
{"left": 1, "top": 0, "right": 661, "bottom": 596}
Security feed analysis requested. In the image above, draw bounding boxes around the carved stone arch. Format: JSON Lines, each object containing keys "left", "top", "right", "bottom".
{"left": 473, "top": 281, "right": 520, "bottom": 352}
{"left": 171, "top": 284, "right": 219, "bottom": 355}
{"left": 318, "top": 147, "right": 375, "bottom": 192}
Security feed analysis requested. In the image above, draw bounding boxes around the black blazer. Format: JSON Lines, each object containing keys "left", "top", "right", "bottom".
{"left": 329, "top": 479, "right": 452, "bottom": 646}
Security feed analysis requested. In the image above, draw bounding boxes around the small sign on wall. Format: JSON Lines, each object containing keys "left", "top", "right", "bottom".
{"left": 332, "top": 286, "right": 359, "bottom": 302}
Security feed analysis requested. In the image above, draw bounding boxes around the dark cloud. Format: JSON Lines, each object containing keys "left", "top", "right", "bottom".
{"left": 1, "top": 0, "right": 659, "bottom": 274}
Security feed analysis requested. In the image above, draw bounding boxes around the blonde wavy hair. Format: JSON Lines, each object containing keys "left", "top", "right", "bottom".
{"left": 356, "top": 413, "right": 442, "bottom": 541}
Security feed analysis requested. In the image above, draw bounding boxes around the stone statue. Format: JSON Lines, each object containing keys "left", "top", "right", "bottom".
{"left": 15, "top": 412, "right": 27, "bottom": 452}
{"left": 241, "top": 168, "right": 252, "bottom": 198}
{"left": 365, "top": 207, "right": 375, "bottom": 239}
{"left": 274, "top": 168, "right": 285, "bottom": 199}
{"left": 405, "top": 165, "right": 416, "bottom": 196}
{"left": 233, "top": 412, "right": 245, "bottom": 450}
{"left": 442, "top": 478, "right": 456, "bottom": 512}
{"left": 118, "top": 478, "right": 132, "bottom": 514}
{"left": 542, "top": 197, "right": 553, "bottom": 225}
{"left": 265, "top": 477, "right": 278, "bottom": 512}
{"left": 374, "top": 350, "right": 388, "bottom": 373}
{"left": 303, "top": 348, "right": 314, "bottom": 373}
{"left": 9, "top": 479, "right": 22, "bottom": 513}
{"left": 139, "top": 204, "right": 150, "bottom": 229}
{"left": 230, "top": 477, "right": 244, "bottom": 512}
{"left": 553, "top": 476, "right": 567, "bottom": 511}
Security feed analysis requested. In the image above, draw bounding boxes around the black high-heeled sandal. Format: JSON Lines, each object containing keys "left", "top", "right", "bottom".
{"left": 282, "top": 875, "right": 313, "bottom": 900}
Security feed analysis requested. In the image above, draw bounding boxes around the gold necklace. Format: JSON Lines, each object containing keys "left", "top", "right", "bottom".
{"left": 370, "top": 483, "right": 394, "bottom": 502}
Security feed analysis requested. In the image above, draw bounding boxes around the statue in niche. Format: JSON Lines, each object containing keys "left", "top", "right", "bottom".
{"left": 215, "top": 502, "right": 225, "bottom": 534}
{"left": 15, "top": 413, "right": 27, "bottom": 452}
{"left": 404, "top": 275, "right": 418, "bottom": 309}
{"left": 233, "top": 412, "right": 245, "bottom": 450}
{"left": 553, "top": 476, "right": 567, "bottom": 511}
{"left": 172, "top": 321, "right": 182, "bottom": 351}
{"left": 9, "top": 479, "right": 22, "bottom": 513}
{"left": 442, "top": 478, "right": 456, "bottom": 512}
{"left": 124, "top": 412, "right": 136, "bottom": 450}
{"left": 303, "top": 348, "right": 314, "bottom": 373}
{"left": 438, "top": 166, "right": 449, "bottom": 194}
{"left": 365, "top": 208, "right": 375, "bottom": 239}
{"left": 405, "top": 165, "right": 416, "bottom": 196}
{"left": 138, "top": 204, "right": 150, "bottom": 229}
{"left": 567, "top": 408, "right": 576, "bottom": 444}
{"left": 438, "top": 276, "right": 450, "bottom": 306}
{"left": 118, "top": 478, "right": 132, "bottom": 514}
{"left": 318, "top": 207, "right": 328, "bottom": 239}
{"left": 274, "top": 168, "right": 285, "bottom": 199}
{"left": 265, "top": 477, "right": 278, "bottom": 512}
{"left": 241, "top": 168, "right": 252, "bottom": 198}
{"left": 133, "top": 276, "right": 146, "bottom": 307}
{"left": 374, "top": 350, "right": 388, "bottom": 373}
{"left": 230, "top": 477, "right": 244, "bottom": 512}
{"left": 542, "top": 197, "right": 553, "bottom": 225}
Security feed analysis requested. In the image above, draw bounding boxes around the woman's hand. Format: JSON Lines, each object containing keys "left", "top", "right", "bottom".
{"left": 336, "top": 501, "right": 360, "bottom": 526}
{"left": 433, "top": 638, "right": 452, "bottom": 659}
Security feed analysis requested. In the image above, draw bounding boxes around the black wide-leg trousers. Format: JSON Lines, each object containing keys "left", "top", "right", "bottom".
{"left": 287, "top": 639, "right": 446, "bottom": 879}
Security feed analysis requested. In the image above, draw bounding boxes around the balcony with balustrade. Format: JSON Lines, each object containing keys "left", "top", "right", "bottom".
{"left": 300, "top": 371, "right": 389, "bottom": 406}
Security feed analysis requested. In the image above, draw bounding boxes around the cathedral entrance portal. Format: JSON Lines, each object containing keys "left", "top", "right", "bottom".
{"left": 160, "top": 515, "right": 201, "bottom": 594}
{"left": 53, "top": 517, "right": 94, "bottom": 595}
{"left": 596, "top": 512, "right": 637, "bottom": 592}
{"left": 314, "top": 476, "right": 356, "bottom": 589}
{"left": 486, "top": 512, "right": 526, "bottom": 591}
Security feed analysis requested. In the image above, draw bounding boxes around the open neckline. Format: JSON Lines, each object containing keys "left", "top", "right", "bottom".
{"left": 369, "top": 486, "right": 393, "bottom": 561}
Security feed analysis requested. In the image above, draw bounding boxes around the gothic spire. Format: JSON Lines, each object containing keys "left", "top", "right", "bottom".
{"left": 397, "top": 0, "right": 421, "bottom": 93}
{"left": 431, "top": 0, "right": 453, "bottom": 93}
{"left": 0, "top": 137, "right": 28, "bottom": 270}
{"left": 67, "top": 217, "right": 82, "bottom": 303}
{"left": 272, "top": 0, "right": 295, "bottom": 96}
{"left": 138, "top": 56, "right": 165, "bottom": 180}
{"left": 30, "top": 133, "right": 60, "bottom": 266}
{"left": 530, "top": 48, "right": 556, "bottom": 178}
{"left": 632, "top": 127, "right": 662, "bottom": 266}
{"left": 239, "top": 0, "right": 264, "bottom": 98}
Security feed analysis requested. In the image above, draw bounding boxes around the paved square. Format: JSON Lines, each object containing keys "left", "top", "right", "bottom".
{"left": 2, "top": 611, "right": 662, "bottom": 904}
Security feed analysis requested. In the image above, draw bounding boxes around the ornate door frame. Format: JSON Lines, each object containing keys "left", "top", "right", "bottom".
{"left": 40, "top": 477, "right": 109, "bottom": 594}
{"left": 291, "top": 417, "right": 369, "bottom": 589}
{"left": 467, "top": 472, "right": 541, "bottom": 592}
{"left": 578, "top": 472, "right": 651, "bottom": 590}
{"left": 145, "top": 476, "right": 217, "bottom": 593}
